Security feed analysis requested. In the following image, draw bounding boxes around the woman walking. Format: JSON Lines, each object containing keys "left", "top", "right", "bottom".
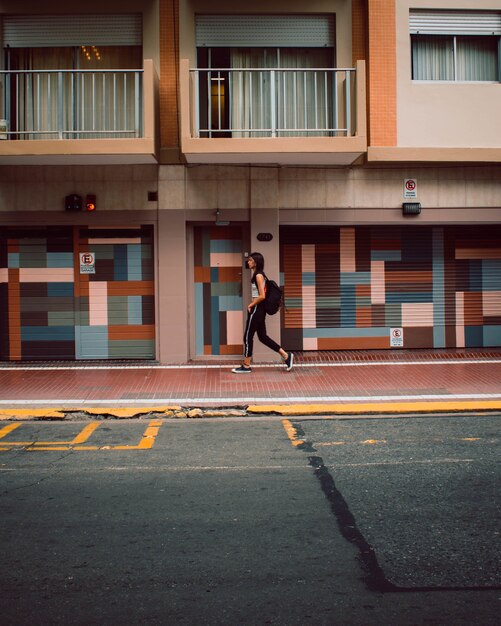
{"left": 232, "top": 252, "right": 293, "bottom": 374}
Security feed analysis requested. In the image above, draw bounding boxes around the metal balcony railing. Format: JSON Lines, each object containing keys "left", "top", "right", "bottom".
{"left": 0, "top": 69, "right": 143, "bottom": 140}
{"left": 190, "top": 67, "right": 357, "bottom": 138}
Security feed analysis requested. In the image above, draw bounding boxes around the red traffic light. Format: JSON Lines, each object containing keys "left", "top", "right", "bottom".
{"left": 85, "top": 194, "right": 96, "bottom": 212}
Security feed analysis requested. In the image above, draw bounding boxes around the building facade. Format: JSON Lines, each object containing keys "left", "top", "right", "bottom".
{"left": 1, "top": 0, "right": 500, "bottom": 363}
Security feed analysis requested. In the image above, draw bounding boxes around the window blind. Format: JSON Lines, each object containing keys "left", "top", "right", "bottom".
{"left": 410, "top": 10, "right": 501, "bottom": 36}
{"left": 3, "top": 14, "right": 142, "bottom": 48}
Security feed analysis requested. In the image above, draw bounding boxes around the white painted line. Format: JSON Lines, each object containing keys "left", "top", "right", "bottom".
{"left": 0, "top": 358, "right": 500, "bottom": 371}
{"left": 1, "top": 392, "right": 501, "bottom": 407}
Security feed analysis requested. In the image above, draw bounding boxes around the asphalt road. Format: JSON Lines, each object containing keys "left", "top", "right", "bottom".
{"left": 0, "top": 414, "right": 499, "bottom": 625}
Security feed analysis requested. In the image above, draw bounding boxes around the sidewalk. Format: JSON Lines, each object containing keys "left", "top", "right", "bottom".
{"left": 1, "top": 348, "right": 501, "bottom": 419}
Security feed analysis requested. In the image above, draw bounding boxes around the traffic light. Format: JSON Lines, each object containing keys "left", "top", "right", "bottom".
{"left": 65, "top": 194, "right": 82, "bottom": 212}
{"left": 85, "top": 194, "right": 96, "bottom": 212}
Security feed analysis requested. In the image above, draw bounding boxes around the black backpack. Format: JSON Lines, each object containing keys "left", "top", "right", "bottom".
{"left": 264, "top": 277, "right": 283, "bottom": 315}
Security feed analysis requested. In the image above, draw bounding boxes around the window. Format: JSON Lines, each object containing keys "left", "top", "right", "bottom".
{"left": 195, "top": 15, "right": 343, "bottom": 138}
{"left": 412, "top": 34, "right": 499, "bottom": 81}
{"left": 2, "top": 15, "right": 142, "bottom": 139}
{"left": 410, "top": 10, "right": 501, "bottom": 82}
{"left": 197, "top": 46, "right": 334, "bottom": 137}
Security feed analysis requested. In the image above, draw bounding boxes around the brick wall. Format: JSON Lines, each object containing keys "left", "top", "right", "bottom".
{"left": 352, "top": 0, "right": 367, "bottom": 64}
{"left": 159, "top": 0, "right": 180, "bottom": 152}
{"left": 367, "top": 0, "right": 396, "bottom": 146}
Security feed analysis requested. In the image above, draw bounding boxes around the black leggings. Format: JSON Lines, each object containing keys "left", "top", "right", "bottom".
{"left": 243, "top": 304, "right": 281, "bottom": 358}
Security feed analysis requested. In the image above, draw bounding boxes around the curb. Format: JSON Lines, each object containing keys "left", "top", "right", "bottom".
{"left": 1, "top": 400, "right": 500, "bottom": 420}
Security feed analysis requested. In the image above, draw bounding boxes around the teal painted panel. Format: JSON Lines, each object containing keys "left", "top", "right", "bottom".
{"left": 432, "top": 227, "right": 445, "bottom": 348}
{"left": 302, "top": 272, "right": 316, "bottom": 286}
{"left": 384, "top": 303, "right": 402, "bottom": 326}
{"left": 482, "top": 260, "right": 501, "bottom": 291}
{"left": 8, "top": 253, "right": 20, "bottom": 268}
{"left": 371, "top": 250, "right": 402, "bottom": 262}
{"left": 317, "top": 297, "right": 341, "bottom": 308}
{"left": 218, "top": 295, "right": 242, "bottom": 312}
{"left": 127, "top": 245, "right": 142, "bottom": 280}
{"left": 483, "top": 325, "right": 501, "bottom": 346}
{"left": 48, "top": 283, "right": 73, "bottom": 297}
{"left": 210, "top": 239, "right": 242, "bottom": 253}
{"left": 195, "top": 282, "right": 204, "bottom": 355}
{"left": 108, "top": 296, "right": 129, "bottom": 325}
{"left": 340, "top": 272, "right": 371, "bottom": 285}
{"left": 48, "top": 311, "right": 74, "bottom": 326}
{"left": 108, "top": 339, "right": 155, "bottom": 359}
{"left": 211, "top": 282, "right": 241, "bottom": 297}
{"left": 21, "top": 326, "right": 74, "bottom": 341}
{"left": 47, "top": 252, "right": 73, "bottom": 268}
{"left": 77, "top": 326, "right": 109, "bottom": 359}
{"left": 128, "top": 296, "right": 143, "bottom": 324}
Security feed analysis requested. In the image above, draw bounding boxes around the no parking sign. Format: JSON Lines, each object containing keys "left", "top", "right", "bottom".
{"left": 404, "top": 178, "right": 417, "bottom": 199}
{"left": 390, "top": 327, "right": 404, "bottom": 347}
{"left": 79, "top": 252, "right": 96, "bottom": 274}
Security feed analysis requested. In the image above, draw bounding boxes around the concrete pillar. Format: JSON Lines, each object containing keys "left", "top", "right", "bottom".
{"left": 156, "top": 209, "right": 189, "bottom": 363}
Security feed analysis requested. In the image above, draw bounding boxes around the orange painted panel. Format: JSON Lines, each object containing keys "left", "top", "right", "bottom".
{"left": 220, "top": 344, "right": 243, "bottom": 355}
{"left": 318, "top": 336, "right": 390, "bottom": 350}
{"left": 106, "top": 281, "right": 155, "bottom": 296}
{"left": 218, "top": 266, "right": 242, "bottom": 283}
{"left": 463, "top": 292, "right": 483, "bottom": 326}
{"left": 356, "top": 307, "right": 372, "bottom": 327}
{"left": 108, "top": 325, "right": 155, "bottom": 341}
{"left": 194, "top": 266, "right": 211, "bottom": 283}
{"left": 356, "top": 284, "right": 371, "bottom": 297}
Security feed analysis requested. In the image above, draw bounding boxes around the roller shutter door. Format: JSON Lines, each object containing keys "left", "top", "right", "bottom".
{"left": 196, "top": 14, "right": 335, "bottom": 48}
{"left": 0, "top": 225, "right": 155, "bottom": 361}
{"left": 76, "top": 226, "right": 155, "bottom": 360}
{"left": 0, "top": 226, "right": 75, "bottom": 360}
{"left": 3, "top": 14, "right": 142, "bottom": 48}
{"left": 280, "top": 225, "right": 501, "bottom": 351}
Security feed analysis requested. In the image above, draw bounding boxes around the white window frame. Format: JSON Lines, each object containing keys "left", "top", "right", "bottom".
{"left": 409, "top": 10, "right": 501, "bottom": 83}
{"left": 411, "top": 33, "right": 501, "bottom": 83}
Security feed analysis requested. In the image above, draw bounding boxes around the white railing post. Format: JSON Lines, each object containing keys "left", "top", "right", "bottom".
{"left": 193, "top": 70, "right": 200, "bottom": 138}
{"left": 58, "top": 71, "right": 64, "bottom": 139}
{"left": 270, "top": 69, "right": 276, "bottom": 137}
{"left": 345, "top": 70, "right": 351, "bottom": 137}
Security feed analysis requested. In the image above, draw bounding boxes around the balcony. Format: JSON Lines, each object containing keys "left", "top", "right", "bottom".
{"left": 0, "top": 59, "right": 158, "bottom": 164}
{"left": 180, "top": 59, "right": 366, "bottom": 166}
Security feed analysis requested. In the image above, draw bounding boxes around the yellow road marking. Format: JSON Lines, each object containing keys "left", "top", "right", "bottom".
{"left": 110, "top": 420, "right": 163, "bottom": 450}
{"left": 83, "top": 407, "right": 180, "bottom": 418}
{"left": 281, "top": 419, "right": 305, "bottom": 447}
{"left": 29, "top": 422, "right": 101, "bottom": 446}
{"left": 0, "top": 423, "right": 22, "bottom": 440}
{"left": 70, "top": 422, "right": 101, "bottom": 444}
{"left": 0, "top": 420, "right": 163, "bottom": 451}
{"left": 249, "top": 400, "right": 501, "bottom": 415}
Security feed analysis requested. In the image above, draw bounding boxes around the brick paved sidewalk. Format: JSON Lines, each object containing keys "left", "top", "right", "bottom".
{"left": 0, "top": 349, "right": 500, "bottom": 414}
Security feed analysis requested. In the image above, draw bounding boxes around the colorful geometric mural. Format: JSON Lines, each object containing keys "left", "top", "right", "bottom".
{"left": 280, "top": 225, "right": 501, "bottom": 350}
{"left": 76, "top": 226, "right": 155, "bottom": 359}
{"left": 193, "top": 226, "right": 244, "bottom": 355}
{"left": 0, "top": 227, "right": 75, "bottom": 360}
{"left": 0, "top": 225, "right": 154, "bottom": 361}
